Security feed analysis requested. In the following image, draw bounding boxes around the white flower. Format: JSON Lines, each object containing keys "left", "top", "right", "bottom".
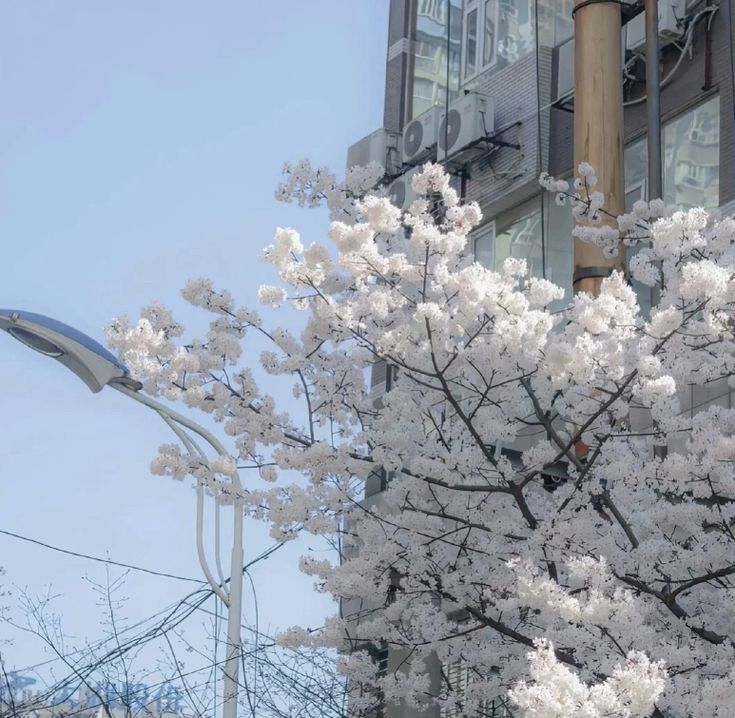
{"left": 503, "top": 256, "right": 528, "bottom": 278}
{"left": 258, "top": 284, "right": 288, "bottom": 307}
{"left": 680, "top": 260, "right": 730, "bottom": 301}
{"left": 411, "top": 162, "right": 450, "bottom": 195}
{"left": 211, "top": 454, "right": 237, "bottom": 476}
{"left": 629, "top": 252, "right": 659, "bottom": 287}
{"left": 527, "top": 277, "right": 565, "bottom": 306}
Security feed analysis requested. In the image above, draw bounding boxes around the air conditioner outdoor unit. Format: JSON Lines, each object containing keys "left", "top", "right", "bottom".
{"left": 437, "top": 93, "right": 494, "bottom": 162}
{"left": 626, "top": 0, "right": 683, "bottom": 54}
{"left": 346, "top": 128, "right": 402, "bottom": 176}
{"left": 387, "top": 167, "right": 421, "bottom": 211}
{"left": 402, "top": 106, "right": 441, "bottom": 165}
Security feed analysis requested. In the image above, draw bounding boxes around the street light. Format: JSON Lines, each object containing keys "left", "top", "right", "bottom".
{"left": 0, "top": 309, "right": 244, "bottom": 718}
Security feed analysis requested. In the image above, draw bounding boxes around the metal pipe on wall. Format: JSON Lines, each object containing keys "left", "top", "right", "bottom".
{"left": 645, "top": 0, "right": 663, "bottom": 200}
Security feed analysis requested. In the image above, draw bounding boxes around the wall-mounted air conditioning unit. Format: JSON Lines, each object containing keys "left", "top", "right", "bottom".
{"left": 346, "top": 128, "right": 402, "bottom": 176}
{"left": 437, "top": 93, "right": 494, "bottom": 162}
{"left": 387, "top": 167, "right": 421, "bottom": 211}
{"left": 626, "top": 0, "right": 683, "bottom": 54}
{"left": 402, "top": 106, "right": 441, "bottom": 165}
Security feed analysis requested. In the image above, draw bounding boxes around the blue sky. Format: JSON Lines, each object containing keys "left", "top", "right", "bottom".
{"left": 0, "top": 0, "right": 388, "bottom": 685}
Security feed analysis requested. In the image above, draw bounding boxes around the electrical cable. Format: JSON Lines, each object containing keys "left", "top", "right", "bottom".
{"left": 623, "top": 5, "right": 719, "bottom": 106}
{"left": 8, "top": 540, "right": 284, "bottom": 688}
{"left": 15, "top": 650, "right": 259, "bottom": 718}
{"left": 0, "top": 528, "right": 203, "bottom": 584}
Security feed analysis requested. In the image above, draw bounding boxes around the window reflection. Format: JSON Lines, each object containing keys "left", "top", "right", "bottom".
{"left": 664, "top": 97, "right": 719, "bottom": 209}
{"left": 623, "top": 95, "right": 720, "bottom": 314}
{"left": 461, "top": 0, "right": 536, "bottom": 80}
{"left": 543, "top": 190, "right": 574, "bottom": 311}
{"left": 483, "top": 0, "right": 497, "bottom": 66}
{"left": 411, "top": 0, "right": 461, "bottom": 120}
{"left": 624, "top": 95, "right": 720, "bottom": 211}
{"left": 496, "top": 209, "right": 544, "bottom": 275}
{"left": 536, "top": 0, "right": 574, "bottom": 47}
{"left": 465, "top": 7, "right": 479, "bottom": 79}
{"left": 474, "top": 200, "right": 544, "bottom": 277}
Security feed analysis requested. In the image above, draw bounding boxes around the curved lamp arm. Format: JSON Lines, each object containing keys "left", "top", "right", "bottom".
{"left": 0, "top": 309, "right": 244, "bottom": 718}
{"left": 111, "top": 382, "right": 243, "bottom": 492}
{"left": 110, "top": 382, "right": 242, "bottom": 604}
{"left": 154, "top": 409, "right": 230, "bottom": 605}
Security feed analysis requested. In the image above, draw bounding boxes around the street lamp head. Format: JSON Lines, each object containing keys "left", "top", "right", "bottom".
{"left": 0, "top": 309, "right": 141, "bottom": 393}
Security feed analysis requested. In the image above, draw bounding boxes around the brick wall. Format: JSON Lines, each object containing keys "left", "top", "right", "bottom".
{"left": 462, "top": 52, "right": 544, "bottom": 220}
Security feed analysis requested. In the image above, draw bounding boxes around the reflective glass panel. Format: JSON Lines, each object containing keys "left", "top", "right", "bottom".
{"left": 465, "top": 7, "right": 479, "bottom": 78}
{"left": 663, "top": 95, "right": 719, "bottom": 210}
{"left": 411, "top": 0, "right": 461, "bottom": 120}
{"left": 483, "top": 0, "right": 497, "bottom": 65}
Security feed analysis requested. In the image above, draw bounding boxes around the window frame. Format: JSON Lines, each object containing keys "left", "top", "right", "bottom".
{"left": 461, "top": 0, "right": 500, "bottom": 82}
{"left": 471, "top": 219, "right": 496, "bottom": 267}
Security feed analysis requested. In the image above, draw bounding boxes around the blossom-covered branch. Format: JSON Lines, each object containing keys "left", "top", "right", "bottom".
{"left": 108, "top": 161, "right": 735, "bottom": 717}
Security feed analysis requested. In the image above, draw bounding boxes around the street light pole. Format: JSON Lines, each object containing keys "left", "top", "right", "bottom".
{"left": 0, "top": 309, "right": 243, "bottom": 718}
{"left": 112, "top": 384, "right": 244, "bottom": 718}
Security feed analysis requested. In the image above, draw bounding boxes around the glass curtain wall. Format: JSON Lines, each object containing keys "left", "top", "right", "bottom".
{"left": 473, "top": 195, "right": 574, "bottom": 312}
{"left": 467, "top": 0, "right": 576, "bottom": 308}
{"left": 461, "top": 0, "right": 543, "bottom": 80}
{"left": 410, "top": 0, "right": 462, "bottom": 120}
{"left": 536, "top": 0, "right": 574, "bottom": 47}
{"left": 624, "top": 94, "right": 720, "bottom": 211}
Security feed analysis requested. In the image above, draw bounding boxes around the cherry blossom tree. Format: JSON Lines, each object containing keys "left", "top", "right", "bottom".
{"left": 106, "top": 159, "right": 735, "bottom": 718}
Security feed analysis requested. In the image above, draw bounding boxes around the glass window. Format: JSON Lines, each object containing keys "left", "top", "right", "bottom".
{"left": 413, "top": 78, "right": 437, "bottom": 117}
{"left": 462, "top": 0, "right": 534, "bottom": 80}
{"left": 625, "top": 180, "right": 652, "bottom": 316}
{"left": 465, "top": 7, "right": 479, "bottom": 78}
{"left": 474, "top": 196, "right": 574, "bottom": 311}
{"left": 410, "top": 0, "right": 461, "bottom": 121}
{"left": 495, "top": 209, "right": 544, "bottom": 276}
{"left": 623, "top": 95, "right": 720, "bottom": 313}
{"left": 624, "top": 95, "right": 720, "bottom": 210}
{"left": 496, "top": 0, "right": 533, "bottom": 65}
{"left": 664, "top": 95, "right": 720, "bottom": 209}
{"left": 483, "top": 0, "right": 497, "bottom": 66}
{"left": 474, "top": 200, "right": 544, "bottom": 276}
{"left": 536, "top": 0, "right": 573, "bottom": 46}
{"left": 473, "top": 221, "right": 495, "bottom": 267}
{"left": 543, "top": 189, "right": 574, "bottom": 311}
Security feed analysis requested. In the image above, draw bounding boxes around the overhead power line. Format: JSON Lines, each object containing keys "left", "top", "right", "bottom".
{"left": 0, "top": 528, "right": 203, "bottom": 584}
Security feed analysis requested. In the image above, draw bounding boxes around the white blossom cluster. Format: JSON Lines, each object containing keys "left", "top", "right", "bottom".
{"left": 107, "top": 162, "right": 735, "bottom": 717}
{"left": 275, "top": 158, "right": 385, "bottom": 220}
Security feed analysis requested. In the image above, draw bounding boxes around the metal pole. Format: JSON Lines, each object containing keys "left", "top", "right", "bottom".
{"left": 644, "top": 0, "right": 666, "bottom": 462}
{"left": 573, "top": 0, "right": 625, "bottom": 296}
{"left": 111, "top": 383, "right": 244, "bottom": 718}
{"left": 645, "top": 0, "right": 663, "bottom": 200}
{"left": 222, "top": 505, "right": 244, "bottom": 718}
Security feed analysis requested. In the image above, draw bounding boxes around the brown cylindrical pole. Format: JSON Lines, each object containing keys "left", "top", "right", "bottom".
{"left": 573, "top": 0, "right": 625, "bottom": 295}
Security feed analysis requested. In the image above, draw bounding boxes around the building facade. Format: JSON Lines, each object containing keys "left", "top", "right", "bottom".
{"left": 345, "top": 0, "right": 735, "bottom": 714}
